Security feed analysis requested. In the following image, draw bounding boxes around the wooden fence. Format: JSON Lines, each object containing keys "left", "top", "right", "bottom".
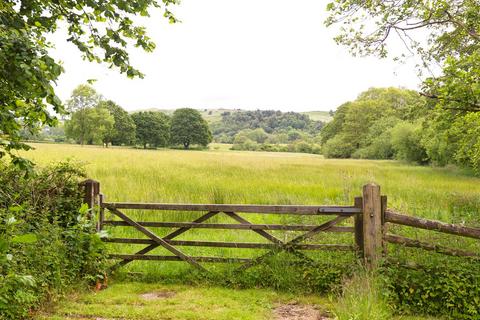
{"left": 80, "top": 180, "right": 480, "bottom": 271}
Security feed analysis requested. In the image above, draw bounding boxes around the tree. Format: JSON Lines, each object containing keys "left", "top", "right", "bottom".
{"left": 325, "top": 1, "right": 480, "bottom": 112}
{"left": 65, "top": 107, "right": 114, "bottom": 145}
{"left": 131, "top": 111, "right": 170, "bottom": 149}
{"left": 170, "top": 108, "right": 212, "bottom": 149}
{"left": 1, "top": 0, "right": 178, "bottom": 167}
{"left": 98, "top": 100, "right": 136, "bottom": 146}
{"left": 321, "top": 87, "right": 424, "bottom": 159}
{"left": 66, "top": 84, "right": 101, "bottom": 113}
{"left": 391, "top": 121, "right": 428, "bottom": 164}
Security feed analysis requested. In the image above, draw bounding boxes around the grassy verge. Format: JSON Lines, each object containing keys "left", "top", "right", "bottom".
{"left": 36, "top": 281, "right": 439, "bottom": 320}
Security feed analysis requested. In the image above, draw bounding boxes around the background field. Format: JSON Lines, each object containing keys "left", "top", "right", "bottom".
{"left": 24, "top": 143, "right": 480, "bottom": 283}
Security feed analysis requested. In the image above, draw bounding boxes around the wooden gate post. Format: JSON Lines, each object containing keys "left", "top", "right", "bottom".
{"left": 80, "top": 179, "right": 100, "bottom": 219}
{"left": 354, "top": 196, "right": 364, "bottom": 258}
{"left": 362, "top": 183, "right": 383, "bottom": 269}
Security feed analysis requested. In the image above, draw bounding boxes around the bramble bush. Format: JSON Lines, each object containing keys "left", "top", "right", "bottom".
{"left": 384, "top": 258, "right": 480, "bottom": 320}
{"left": 0, "top": 162, "right": 107, "bottom": 319}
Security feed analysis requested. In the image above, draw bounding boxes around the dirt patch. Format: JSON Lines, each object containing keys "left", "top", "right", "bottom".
{"left": 273, "top": 302, "right": 331, "bottom": 320}
{"left": 139, "top": 290, "right": 176, "bottom": 300}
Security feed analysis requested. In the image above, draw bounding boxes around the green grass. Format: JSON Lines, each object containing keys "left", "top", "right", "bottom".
{"left": 24, "top": 143, "right": 480, "bottom": 220}
{"left": 301, "top": 110, "right": 333, "bottom": 122}
{"left": 23, "top": 143, "right": 478, "bottom": 319}
{"left": 36, "top": 281, "right": 436, "bottom": 320}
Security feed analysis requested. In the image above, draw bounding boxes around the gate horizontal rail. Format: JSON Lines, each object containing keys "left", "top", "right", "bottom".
{"left": 102, "top": 220, "right": 354, "bottom": 232}
{"left": 101, "top": 202, "right": 360, "bottom": 215}
{"left": 103, "top": 238, "right": 355, "bottom": 250}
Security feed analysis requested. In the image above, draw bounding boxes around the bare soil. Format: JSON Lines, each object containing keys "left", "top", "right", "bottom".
{"left": 273, "top": 302, "right": 332, "bottom": 320}
{"left": 139, "top": 290, "right": 176, "bottom": 300}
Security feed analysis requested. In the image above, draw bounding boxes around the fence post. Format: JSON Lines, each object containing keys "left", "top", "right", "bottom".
{"left": 362, "top": 183, "right": 383, "bottom": 269}
{"left": 354, "top": 196, "right": 364, "bottom": 258}
{"left": 80, "top": 179, "right": 100, "bottom": 220}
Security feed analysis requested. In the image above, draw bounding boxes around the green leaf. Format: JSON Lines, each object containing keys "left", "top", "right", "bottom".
{"left": 11, "top": 234, "right": 37, "bottom": 244}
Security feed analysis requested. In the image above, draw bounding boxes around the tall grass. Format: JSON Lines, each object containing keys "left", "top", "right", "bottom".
{"left": 333, "top": 270, "right": 392, "bottom": 320}
{"left": 22, "top": 143, "right": 480, "bottom": 288}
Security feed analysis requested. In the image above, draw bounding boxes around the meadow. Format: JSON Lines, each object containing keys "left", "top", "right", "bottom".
{"left": 25, "top": 143, "right": 480, "bottom": 319}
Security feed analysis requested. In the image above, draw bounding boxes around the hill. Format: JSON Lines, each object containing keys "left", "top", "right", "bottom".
{"left": 134, "top": 108, "right": 332, "bottom": 124}
{"left": 301, "top": 111, "right": 333, "bottom": 122}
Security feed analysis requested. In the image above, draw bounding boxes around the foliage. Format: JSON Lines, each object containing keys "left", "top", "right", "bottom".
{"left": 131, "top": 111, "right": 170, "bottom": 148}
{"left": 99, "top": 100, "right": 136, "bottom": 146}
{"left": 0, "top": 161, "right": 107, "bottom": 319}
{"left": 385, "top": 259, "right": 480, "bottom": 320}
{"left": 333, "top": 271, "right": 392, "bottom": 320}
{"left": 325, "top": 0, "right": 479, "bottom": 64}
{"left": 65, "top": 107, "right": 114, "bottom": 145}
{"left": 390, "top": 121, "right": 428, "bottom": 164}
{"left": 170, "top": 108, "right": 212, "bottom": 149}
{"left": 66, "top": 84, "right": 101, "bottom": 113}
{"left": 212, "top": 110, "right": 324, "bottom": 143}
{"left": 0, "top": 0, "right": 178, "bottom": 166}
{"left": 321, "top": 87, "right": 424, "bottom": 160}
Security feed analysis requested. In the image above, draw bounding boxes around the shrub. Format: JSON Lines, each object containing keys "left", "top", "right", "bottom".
{"left": 322, "top": 135, "right": 355, "bottom": 158}
{"left": 384, "top": 259, "right": 480, "bottom": 319}
{"left": 0, "top": 162, "right": 107, "bottom": 319}
{"left": 294, "top": 141, "right": 313, "bottom": 154}
{"left": 391, "top": 121, "right": 428, "bottom": 164}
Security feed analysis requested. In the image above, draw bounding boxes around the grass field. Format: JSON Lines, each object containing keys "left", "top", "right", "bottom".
{"left": 24, "top": 143, "right": 479, "bottom": 319}
{"left": 25, "top": 143, "right": 480, "bottom": 220}
{"left": 24, "top": 142, "right": 480, "bottom": 271}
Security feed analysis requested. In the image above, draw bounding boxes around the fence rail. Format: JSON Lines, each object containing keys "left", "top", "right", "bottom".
{"left": 102, "top": 202, "right": 361, "bottom": 215}
{"left": 80, "top": 180, "right": 480, "bottom": 271}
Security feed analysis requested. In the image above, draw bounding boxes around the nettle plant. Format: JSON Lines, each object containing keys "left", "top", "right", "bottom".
{"left": 0, "top": 208, "right": 38, "bottom": 318}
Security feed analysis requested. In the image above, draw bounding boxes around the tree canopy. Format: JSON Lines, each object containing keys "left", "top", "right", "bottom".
{"left": 0, "top": 0, "right": 178, "bottom": 167}
{"left": 170, "top": 108, "right": 212, "bottom": 149}
{"left": 65, "top": 107, "right": 114, "bottom": 145}
{"left": 132, "top": 111, "right": 170, "bottom": 149}
{"left": 325, "top": 0, "right": 480, "bottom": 113}
{"left": 99, "top": 100, "right": 136, "bottom": 146}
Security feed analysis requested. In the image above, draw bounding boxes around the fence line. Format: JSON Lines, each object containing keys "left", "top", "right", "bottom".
{"left": 80, "top": 180, "right": 480, "bottom": 271}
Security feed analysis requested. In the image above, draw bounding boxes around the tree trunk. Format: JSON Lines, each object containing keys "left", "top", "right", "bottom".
{"left": 144, "top": 143, "right": 147, "bottom": 149}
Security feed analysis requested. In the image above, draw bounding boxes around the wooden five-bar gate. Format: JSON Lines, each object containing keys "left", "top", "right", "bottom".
{"left": 80, "top": 180, "right": 480, "bottom": 271}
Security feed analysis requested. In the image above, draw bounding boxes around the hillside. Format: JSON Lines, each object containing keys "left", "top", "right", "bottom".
{"left": 301, "top": 111, "right": 333, "bottom": 122}
{"left": 134, "top": 108, "right": 333, "bottom": 124}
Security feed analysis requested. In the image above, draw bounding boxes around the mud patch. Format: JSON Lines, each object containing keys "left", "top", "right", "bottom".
{"left": 139, "top": 291, "right": 176, "bottom": 300}
{"left": 273, "top": 302, "right": 331, "bottom": 320}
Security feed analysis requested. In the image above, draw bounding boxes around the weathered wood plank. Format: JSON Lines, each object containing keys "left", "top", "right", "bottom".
{"left": 385, "top": 210, "right": 480, "bottom": 240}
{"left": 114, "top": 210, "right": 219, "bottom": 268}
{"left": 289, "top": 215, "right": 348, "bottom": 244}
{"left": 223, "top": 211, "right": 283, "bottom": 245}
{"left": 109, "top": 208, "right": 206, "bottom": 271}
{"left": 362, "top": 184, "right": 382, "bottom": 269}
{"left": 353, "top": 196, "right": 364, "bottom": 258}
{"left": 103, "top": 238, "right": 355, "bottom": 251}
{"left": 109, "top": 254, "right": 251, "bottom": 263}
{"left": 102, "top": 202, "right": 359, "bottom": 215}
{"left": 102, "top": 220, "right": 354, "bottom": 232}
{"left": 385, "top": 234, "right": 480, "bottom": 259}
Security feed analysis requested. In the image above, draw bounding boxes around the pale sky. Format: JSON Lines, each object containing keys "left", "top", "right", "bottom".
{"left": 50, "top": 0, "right": 422, "bottom": 112}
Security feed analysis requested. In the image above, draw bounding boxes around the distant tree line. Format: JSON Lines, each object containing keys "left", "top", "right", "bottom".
{"left": 321, "top": 87, "right": 480, "bottom": 174}
{"left": 36, "top": 84, "right": 212, "bottom": 149}
{"left": 211, "top": 110, "right": 325, "bottom": 154}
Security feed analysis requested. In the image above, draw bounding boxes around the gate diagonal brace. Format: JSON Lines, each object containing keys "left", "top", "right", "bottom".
{"left": 109, "top": 208, "right": 207, "bottom": 272}
{"left": 223, "top": 211, "right": 316, "bottom": 263}
{"left": 113, "top": 210, "right": 219, "bottom": 268}
{"left": 237, "top": 215, "right": 349, "bottom": 271}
